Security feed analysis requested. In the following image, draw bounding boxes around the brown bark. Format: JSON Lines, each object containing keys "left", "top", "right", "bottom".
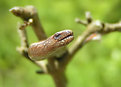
{"left": 51, "top": 72, "right": 67, "bottom": 87}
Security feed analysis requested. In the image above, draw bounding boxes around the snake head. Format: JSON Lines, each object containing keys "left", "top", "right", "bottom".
{"left": 28, "top": 30, "right": 74, "bottom": 61}
{"left": 51, "top": 30, "right": 74, "bottom": 47}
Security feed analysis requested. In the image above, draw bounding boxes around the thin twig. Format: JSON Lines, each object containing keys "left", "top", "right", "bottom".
{"left": 10, "top": 6, "right": 47, "bottom": 40}
{"left": 61, "top": 14, "right": 121, "bottom": 68}
{"left": 85, "top": 11, "right": 92, "bottom": 23}
{"left": 75, "top": 18, "right": 87, "bottom": 26}
{"left": 16, "top": 22, "right": 48, "bottom": 73}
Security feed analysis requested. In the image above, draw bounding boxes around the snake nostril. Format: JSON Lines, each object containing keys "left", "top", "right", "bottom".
{"left": 54, "top": 33, "right": 62, "bottom": 40}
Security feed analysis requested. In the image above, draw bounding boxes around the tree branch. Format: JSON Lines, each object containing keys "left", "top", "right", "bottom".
{"left": 10, "top": 5, "right": 121, "bottom": 87}
{"left": 61, "top": 13, "right": 121, "bottom": 68}
{"left": 9, "top": 6, "right": 47, "bottom": 40}
{"left": 16, "top": 22, "right": 48, "bottom": 74}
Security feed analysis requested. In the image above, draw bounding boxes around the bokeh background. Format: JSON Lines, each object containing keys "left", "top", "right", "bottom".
{"left": 1, "top": 0, "right": 121, "bottom": 87}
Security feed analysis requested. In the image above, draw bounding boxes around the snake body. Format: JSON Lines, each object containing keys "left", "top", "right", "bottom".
{"left": 28, "top": 30, "right": 74, "bottom": 61}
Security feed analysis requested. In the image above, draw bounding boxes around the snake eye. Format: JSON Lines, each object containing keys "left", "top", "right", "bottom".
{"left": 54, "top": 33, "right": 62, "bottom": 40}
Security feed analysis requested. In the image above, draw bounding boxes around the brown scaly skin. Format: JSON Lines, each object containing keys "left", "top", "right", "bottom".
{"left": 28, "top": 30, "right": 74, "bottom": 61}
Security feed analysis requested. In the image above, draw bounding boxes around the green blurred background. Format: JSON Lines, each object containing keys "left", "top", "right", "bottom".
{"left": 1, "top": 0, "right": 121, "bottom": 87}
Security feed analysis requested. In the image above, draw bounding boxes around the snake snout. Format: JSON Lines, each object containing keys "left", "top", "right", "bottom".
{"left": 53, "top": 30, "right": 74, "bottom": 46}
{"left": 53, "top": 30, "right": 73, "bottom": 41}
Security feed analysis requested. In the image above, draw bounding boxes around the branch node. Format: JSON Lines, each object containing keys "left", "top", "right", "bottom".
{"left": 19, "top": 18, "right": 33, "bottom": 30}
{"left": 85, "top": 11, "right": 92, "bottom": 23}
{"left": 36, "top": 70, "right": 45, "bottom": 74}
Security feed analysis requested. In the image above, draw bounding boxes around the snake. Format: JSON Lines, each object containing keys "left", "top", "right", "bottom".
{"left": 28, "top": 30, "right": 74, "bottom": 61}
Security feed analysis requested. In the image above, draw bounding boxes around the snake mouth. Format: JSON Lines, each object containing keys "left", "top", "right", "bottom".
{"left": 60, "top": 32, "right": 73, "bottom": 41}
{"left": 53, "top": 30, "right": 74, "bottom": 45}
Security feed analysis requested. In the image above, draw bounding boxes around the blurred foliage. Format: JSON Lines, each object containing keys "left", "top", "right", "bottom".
{"left": 0, "top": 0, "right": 121, "bottom": 87}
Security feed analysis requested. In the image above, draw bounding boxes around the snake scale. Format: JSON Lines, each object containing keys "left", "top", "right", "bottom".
{"left": 28, "top": 30, "right": 74, "bottom": 61}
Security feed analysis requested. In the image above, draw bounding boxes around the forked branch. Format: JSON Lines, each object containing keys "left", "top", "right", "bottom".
{"left": 10, "top": 6, "right": 121, "bottom": 87}
{"left": 61, "top": 12, "right": 121, "bottom": 67}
